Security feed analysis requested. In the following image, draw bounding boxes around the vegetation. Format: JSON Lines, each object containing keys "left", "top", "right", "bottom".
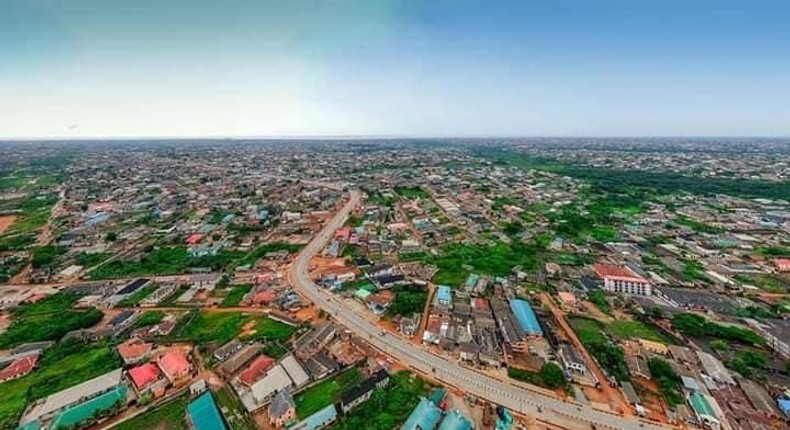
{"left": 215, "top": 388, "right": 258, "bottom": 430}
{"left": 735, "top": 273, "right": 788, "bottom": 293}
{"left": 726, "top": 350, "right": 767, "bottom": 377}
{"left": 587, "top": 290, "right": 612, "bottom": 315}
{"left": 394, "top": 186, "right": 429, "bottom": 199}
{"left": 331, "top": 371, "right": 431, "bottom": 430}
{"left": 648, "top": 358, "right": 683, "bottom": 407}
{"left": 0, "top": 292, "right": 103, "bottom": 349}
{"left": 132, "top": 311, "right": 166, "bottom": 329}
{"left": 294, "top": 367, "right": 363, "bottom": 418}
{"left": 386, "top": 285, "right": 428, "bottom": 318}
{"left": 570, "top": 317, "right": 629, "bottom": 382}
{"left": 431, "top": 240, "right": 543, "bottom": 285}
{"left": 89, "top": 246, "right": 247, "bottom": 279}
{"left": 118, "top": 284, "right": 158, "bottom": 306}
{"left": 0, "top": 339, "right": 122, "bottom": 430}
{"left": 508, "top": 363, "right": 566, "bottom": 389}
{"left": 675, "top": 216, "right": 723, "bottom": 234}
{"left": 220, "top": 284, "right": 253, "bottom": 307}
{"left": 237, "top": 242, "right": 303, "bottom": 267}
{"left": 672, "top": 313, "right": 765, "bottom": 346}
{"left": 31, "top": 245, "right": 66, "bottom": 268}
{"left": 75, "top": 252, "right": 112, "bottom": 267}
{"left": 112, "top": 394, "right": 189, "bottom": 430}
{"left": 241, "top": 317, "right": 297, "bottom": 342}
{"left": 3, "top": 194, "right": 58, "bottom": 235}
{"left": 607, "top": 320, "right": 669, "bottom": 343}
{"left": 484, "top": 150, "right": 790, "bottom": 200}
{"left": 172, "top": 311, "right": 250, "bottom": 345}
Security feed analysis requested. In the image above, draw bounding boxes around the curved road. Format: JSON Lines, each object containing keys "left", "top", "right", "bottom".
{"left": 288, "top": 188, "right": 673, "bottom": 430}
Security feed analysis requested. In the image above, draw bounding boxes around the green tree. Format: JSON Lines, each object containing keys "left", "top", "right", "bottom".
{"left": 540, "top": 362, "right": 566, "bottom": 388}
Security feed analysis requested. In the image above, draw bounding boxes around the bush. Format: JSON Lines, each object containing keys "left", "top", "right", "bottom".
{"left": 672, "top": 313, "right": 764, "bottom": 346}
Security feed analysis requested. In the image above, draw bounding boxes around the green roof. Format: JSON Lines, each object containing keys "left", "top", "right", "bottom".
{"left": 50, "top": 385, "right": 128, "bottom": 429}
{"left": 187, "top": 392, "right": 227, "bottom": 430}
{"left": 689, "top": 392, "right": 716, "bottom": 417}
{"left": 17, "top": 421, "right": 41, "bottom": 430}
{"left": 355, "top": 288, "right": 372, "bottom": 300}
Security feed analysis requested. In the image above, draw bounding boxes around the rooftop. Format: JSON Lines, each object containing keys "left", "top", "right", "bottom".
{"left": 187, "top": 392, "right": 228, "bottom": 430}
{"left": 400, "top": 398, "right": 442, "bottom": 430}
{"left": 509, "top": 299, "right": 543, "bottom": 336}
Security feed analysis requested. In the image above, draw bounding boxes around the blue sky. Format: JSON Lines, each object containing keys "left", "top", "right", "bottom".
{"left": 1, "top": 0, "right": 789, "bottom": 138}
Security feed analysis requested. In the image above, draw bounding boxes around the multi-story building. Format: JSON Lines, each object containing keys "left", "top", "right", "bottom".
{"left": 593, "top": 264, "right": 652, "bottom": 296}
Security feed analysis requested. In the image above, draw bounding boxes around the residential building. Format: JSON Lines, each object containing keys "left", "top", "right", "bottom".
{"left": 269, "top": 389, "right": 296, "bottom": 428}
{"left": 187, "top": 392, "right": 228, "bottom": 430}
{"left": 593, "top": 263, "right": 652, "bottom": 296}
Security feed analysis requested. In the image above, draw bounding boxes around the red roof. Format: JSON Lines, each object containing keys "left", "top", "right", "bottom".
{"left": 0, "top": 355, "right": 38, "bottom": 381}
{"left": 472, "top": 298, "right": 490, "bottom": 311}
{"left": 252, "top": 290, "right": 277, "bottom": 304}
{"left": 592, "top": 263, "right": 646, "bottom": 282}
{"left": 157, "top": 350, "right": 191, "bottom": 379}
{"left": 186, "top": 233, "right": 204, "bottom": 245}
{"left": 239, "top": 354, "right": 275, "bottom": 386}
{"left": 335, "top": 227, "right": 351, "bottom": 239}
{"left": 117, "top": 338, "right": 153, "bottom": 361}
{"left": 129, "top": 363, "right": 160, "bottom": 390}
{"left": 775, "top": 259, "right": 790, "bottom": 270}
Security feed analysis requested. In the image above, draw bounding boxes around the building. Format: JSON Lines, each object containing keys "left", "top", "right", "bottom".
{"left": 775, "top": 258, "right": 790, "bottom": 272}
{"left": 400, "top": 398, "right": 442, "bottom": 430}
{"left": 217, "top": 343, "right": 261, "bottom": 376}
{"left": 289, "top": 404, "right": 338, "bottom": 430}
{"left": 117, "top": 338, "right": 153, "bottom": 365}
{"left": 157, "top": 349, "right": 191, "bottom": 382}
{"left": 48, "top": 385, "right": 128, "bottom": 430}
{"left": 239, "top": 354, "right": 275, "bottom": 386}
{"left": 187, "top": 392, "right": 228, "bottom": 430}
{"left": 268, "top": 389, "right": 296, "bottom": 428}
{"left": 509, "top": 299, "right": 543, "bottom": 337}
{"left": 558, "top": 344, "right": 587, "bottom": 377}
{"left": 20, "top": 368, "right": 124, "bottom": 426}
{"left": 214, "top": 339, "right": 244, "bottom": 362}
{"left": 0, "top": 354, "right": 38, "bottom": 382}
{"left": 438, "top": 409, "right": 473, "bottom": 430}
{"left": 251, "top": 365, "right": 293, "bottom": 403}
{"left": 128, "top": 363, "right": 161, "bottom": 393}
{"left": 687, "top": 391, "right": 721, "bottom": 430}
{"left": 339, "top": 370, "right": 390, "bottom": 413}
{"left": 280, "top": 354, "right": 310, "bottom": 388}
{"left": 593, "top": 263, "right": 652, "bottom": 296}
{"left": 434, "top": 285, "right": 453, "bottom": 307}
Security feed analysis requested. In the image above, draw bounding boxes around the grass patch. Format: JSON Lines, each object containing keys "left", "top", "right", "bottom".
{"left": 132, "top": 311, "right": 166, "bottom": 329}
{"left": 118, "top": 284, "right": 158, "bottom": 307}
{"left": 395, "top": 186, "right": 429, "bottom": 199}
{"left": 215, "top": 388, "right": 258, "bottom": 430}
{"left": 113, "top": 394, "right": 189, "bottom": 430}
{"left": 0, "top": 340, "right": 122, "bottom": 429}
{"left": 386, "top": 285, "right": 428, "bottom": 318}
{"left": 672, "top": 313, "right": 764, "bottom": 346}
{"left": 75, "top": 252, "right": 112, "bottom": 267}
{"left": 607, "top": 320, "right": 668, "bottom": 343}
{"left": 237, "top": 242, "right": 303, "bottom": 267}
{"left": 241, "top": 317, "right": 297, "bottom": 342}
{"left": 220, "top": 284, "right": 253, "bottom": 307}
{"left": 508, "top": 363, "right": 566, "bottom": 389}
{"left": 172, "top": 311, "right": 250, "bottom": 345}
{"left": 587, "top": 290, "right": 612, "bottom": 315}
{"left": 0, "top": 292, "right": 103, "bottom": 349}
{"left": 431, "top": 241, "right": 543, "bottom": 286}
{"left": 89, "top": 246, "right": 246, "bottom": 279}
{"left": 331, "top": 371, "right": 431, "bottom": 430}
{"left": 570, "top": 317, "right": 629, "bottom": 382}
{"left": 294, "top": 367, "right": 363, "bottom": 418}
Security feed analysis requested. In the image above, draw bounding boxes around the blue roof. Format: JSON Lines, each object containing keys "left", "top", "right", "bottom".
{"left": 435, "top": 285, "right": 452, "bottom": 304}
{"left": 290, "top": 404, "right": 338, "bottom": 430}
{"left": 509, "top": 299, "right": 543, "bottom": 336}
{"left": 438, "top": 410, "right": 473, "bottom": 430}
{"left": 464, "top": 274, "right": 480, "bottom": 289}
{"left": 400, "top": 398, "right": 442, "bottom": 430}
{"left": 187, "top": 392, "right": 227, "bottom": 430}
{"left": 51, "top": 385, "right": 128, "bottom": 429}
{"left": 778, "top": 398, "right": 790, "bottom": 416}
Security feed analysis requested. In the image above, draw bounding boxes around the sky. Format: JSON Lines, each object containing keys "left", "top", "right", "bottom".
{"left": 1, "top": 0, "right": 789, "bottom": 138}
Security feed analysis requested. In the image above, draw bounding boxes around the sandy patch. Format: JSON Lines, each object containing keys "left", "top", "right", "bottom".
{"left": 0, "top": 215, "right": 17, "bottom": 234}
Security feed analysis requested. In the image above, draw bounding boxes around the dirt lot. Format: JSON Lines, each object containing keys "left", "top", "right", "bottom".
{"left": 0, "top": 215, "right": 17, "bottom": 234}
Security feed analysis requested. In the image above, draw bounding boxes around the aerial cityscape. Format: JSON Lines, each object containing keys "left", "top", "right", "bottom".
{"left": 4, "top": 1, "right": 790, "bottom": 430}
{"left": 0, "top": 138, "right": 789, "bottom": 430}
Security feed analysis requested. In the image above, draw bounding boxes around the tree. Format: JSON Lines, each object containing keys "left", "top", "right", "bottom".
{"left": 106, "top": 232, "right": 117, "bottom": 242}
{"left": 540, "top": 362, "right": 566, "bottom": 388}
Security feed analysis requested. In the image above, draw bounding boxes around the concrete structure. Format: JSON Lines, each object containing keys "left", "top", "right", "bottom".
{"left": 187, "top": 392, "right": 227, "bottom": 430}
{"left": 593, "top": 263, "right": 652, "bottom": 296}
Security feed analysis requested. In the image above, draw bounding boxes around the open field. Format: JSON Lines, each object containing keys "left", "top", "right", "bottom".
{"left": 113, "top": 395, "right": 189, "bottom": 430}
{"left": 294, "top": 367, "right": 362, "bottom": 418}
{"left": 0, "top": 215, "right": 17, "bottom": 234}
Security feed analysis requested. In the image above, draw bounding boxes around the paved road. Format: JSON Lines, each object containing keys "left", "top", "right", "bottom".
{"left": 288, "top": 189, "right": 674, "bottom": 430}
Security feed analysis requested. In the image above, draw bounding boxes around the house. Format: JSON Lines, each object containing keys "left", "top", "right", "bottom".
{"left": 187, "top": 392, "right": 228, "bottom": 430}
{"left": 775, "top": 258, "right": 790, "bottom": 272}
{"left": 20, "top": 368, "right": 124, "bottom": 426}
{"left": 157, "top": 349, "right": 191, "bottom": 381}
{"left": 434, "top": 285, "right": 453, "bottom": 307}
{"left": 687, "top": 391, "right": 721, "bottom": 430}
{"left": 289, "top": 404, "right": 338, "bottom": 430}
{"left": 251, "top": 365, "right": 293, "bottom": 403}
{"left": 400, "top": 398, "right": 442, "bottom": 430}
{"left": 0, "top": 354, "right": 38, "bottom": 382}
{"left": 239, "top": 354, "right": 275, "bottom": 386}
{"left": 558, "top": 344, "right": 587, "bottom": 377}
{"left": 593, "top": 263, "right": 652, "bottom": 296}
{"left": 117, "top": 338, "right": 153, "bottom": 365}
{"left": 269, "top": 389, "right": 296, "bottom": 428}
{"left": 509, "top": 299, "right": 543, "bottom": 337}
{"left": 217, "top": 343, "right": 261, "bottom": 376}
{"left": 339, "top": 370, "right": 390, "bottom": 413}
{"left": 48, "top": 385, "right": 128, "bottom": 430}
{"left": 214, "top": 339, "right": 243, "bottom": 362}
{"left": 128, "top": 362, "right": 161, "bottom": 393}
{"left": 294, "top": 322, "right": 336, "bottom": 359}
